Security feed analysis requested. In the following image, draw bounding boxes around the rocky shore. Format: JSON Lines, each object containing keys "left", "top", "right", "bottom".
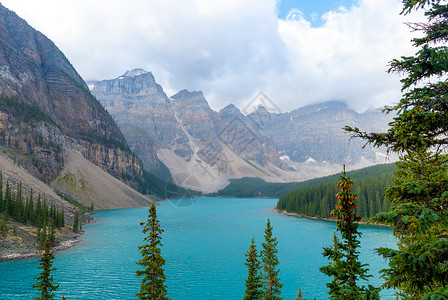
{"left": 0, "top": 220, "right": 86, "bottom": 260}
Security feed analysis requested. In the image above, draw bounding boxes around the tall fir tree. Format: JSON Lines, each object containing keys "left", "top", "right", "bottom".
{"left": 73, "top": 211, "right": 79, "bottom": 233}
{"left": 345, "top": 1, "right": 448, "bottom": 298}
{"left": 373, "top": 151, "right": 448, "bottom": 297}
{"left": 136, "top": 201, "right": 171, "bottom": 300}
{"left": 319, "top": 168, "right": 379, "bottom": 299}
{"left": 260, "top": 219, "right": 282, "bottom": 300}
{"left": 294, "top": 288, "right": 304, "bottom": 300}
{"left": 33, "top": 239, "right": 59, "bottom": 300}
{"left": 244, "top": 237, "right": 263, "bottom": 300}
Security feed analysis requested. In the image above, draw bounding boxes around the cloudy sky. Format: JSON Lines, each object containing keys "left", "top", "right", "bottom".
{"left": 2, "top": 0, "right": 422, "bottom": 113}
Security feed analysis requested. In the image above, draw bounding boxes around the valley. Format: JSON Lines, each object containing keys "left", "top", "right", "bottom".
{"left": 1, "top": 0, "right": 445, "bottom": 299}
{"left": 90, "top": 69, "right": 394, "bottom": 193}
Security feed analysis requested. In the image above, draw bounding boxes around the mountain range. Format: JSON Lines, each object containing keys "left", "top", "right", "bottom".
{"left": 90, "top": 69, "right": 394, "bottom": 193}
{"left": 0, "top": 0, "right": 394, "bottom": 201}
{"left": 0, "top": 1, "right": 395, "bottom": 258}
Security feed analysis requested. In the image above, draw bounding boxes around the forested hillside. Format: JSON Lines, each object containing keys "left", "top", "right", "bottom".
{"left": 276, "top": 164, "right": 395, "bottom": 220}
{"left": 214, "top": 163, "right": 395, "bottom": 199}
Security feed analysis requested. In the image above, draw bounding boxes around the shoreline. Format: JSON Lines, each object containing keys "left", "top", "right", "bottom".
{"left": 273, "top": 208, "right": 390, "bottom": 228}
{"left": 0, "top": 232, "right": 84, "bottom": 261}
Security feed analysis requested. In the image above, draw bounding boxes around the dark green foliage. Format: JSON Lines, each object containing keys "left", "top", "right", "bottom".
{"left": 136, "top": 201, "right": 171, "bottom": 300}
{"left": 320, "top": 169, "right": 379, "bottom": 299}
{"left": 81, "top": 131, "right": 131, "bottom": 152}
{"left": 422, "top": 287, "right": 448, "bottom": 300}
{"left": 260, "top": 219, "right": 282, "bottom": 299}
{"left": 244, "top": 237, "right": 263, "bottom": 300}
{"left": 373, "top": 151, "right": 448, "bottom": 297}
{"left": 0, "top": 173, "right": 65, "bottom": 246}
{"left": 214, "top": 163, "right": 395, "bottom": 198}
{"left": 0, "top": 97, "right": 61, "bottom": 131}
{"left": 73, "top": 211, "right": 79, "bottom": 233}
{"left": 54, "top": 190, "right": 92, "bottom": 214}
{"left": 139, "top": 165, "right": 171, "bottom": 198}
{"left": 132, "top": 165, "right": 201, "bottom": 199}
{"left": 33, "top": 239, "right": 59, "bottom": 300}
{"left": 345, "top": 1, "right": 448, "bottom": 298}
{"left": 276, "top": 170, "right": 393, "bottom": 220}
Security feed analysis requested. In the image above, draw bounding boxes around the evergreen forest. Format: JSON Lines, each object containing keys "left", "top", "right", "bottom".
{"left": 214, "top": 163, "right": 395, "bottom": 199}
{"left": 276, "top": 165, "right": 394, "bottom": 220}
{"left": 0, "top": 171, "right": 67, "bottom": 247}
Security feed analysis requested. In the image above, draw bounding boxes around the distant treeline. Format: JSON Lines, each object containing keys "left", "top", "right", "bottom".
{"left": 133, "top": 165, "right": 201, "bottom": 199}
{"left": 0, "top": 171, "right": 65, "bottom": 247}
{"left": 212, "top": 163, "right": 396, "bottom": 199}
{"left": 276, "top": 165, "right": 395, "bottom": 220}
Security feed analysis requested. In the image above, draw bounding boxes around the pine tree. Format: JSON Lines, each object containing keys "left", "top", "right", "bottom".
{"left": 33, "top": 239, "right": 59, "bottom": 300}
{"left": 73, "top": 211, "right": 79, "bottom": 233}
{"left": 39, "top": 219, "right": 47, "bottom": 250}
{"left": 373, "top": 151, "right": 448, "bottom": 297}
{"left": 319, "top": 168, "right": 379, "bottom": 299}
{"left": 48, "top": 220, "right": 56, "bottom": 246}
{"left": 345, "top": 1, "right": 448, "bottom": 298}
{"left": 136, "top": 201, "right": 171, "bottom": 300}
{"left": 295, "top": 288, "right": 303, "bottom": 300}
{"left": 243, "top": 237, "right": 263, "bottom": 300}
{"left": 260, "top": 219, "right": 282, "bottom": 300}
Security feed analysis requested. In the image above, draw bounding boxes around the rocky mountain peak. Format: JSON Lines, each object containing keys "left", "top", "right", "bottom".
{"left": 171, "top": 90, "right": 209, "bottom": 108}
{"left": 123, "top": 68, "right": 149, "bottom": 78}
{"left": 171, "top": 89, "right": 203, "bottom": 99}
{"left": 219, "top": 103, "right": 242, "bottom": 117}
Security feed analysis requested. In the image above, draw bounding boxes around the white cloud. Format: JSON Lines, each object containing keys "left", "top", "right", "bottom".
{"left": 1, "top": 0, "right": 422, "bottom": 112}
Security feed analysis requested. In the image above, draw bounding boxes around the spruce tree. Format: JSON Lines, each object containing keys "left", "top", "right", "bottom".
{"left": 373, "top": 151, "right": 448, "bottom": 297}
{"left": 73, "top": 211, "right": 79, "bottom": 233}
{"left": 319, "top": 168, "right": 379, "bottom": 299}
{"left": 260, "top": 219, "right": 282, "bottom": 300}
{"left": 136, "top": 201, "right": 171, "bottom": 300}
{"left": 33, "top": 239, "right": 59, "bottom": 300}
{"left": 345, "top": 1, "right": 448, "bottom": 298}
{"left": 294, "top": 288, "right": 304, "bottom": 300}
{"left": 244, "top": 237, "right": 263, "bottom": 300}
{"left": 39, "top": 219, "right": 47, "bottom": 250}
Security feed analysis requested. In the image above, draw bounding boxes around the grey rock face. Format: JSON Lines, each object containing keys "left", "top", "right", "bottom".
{"left": 92, "top": 69, "right": 392, "bottom": 182}
{"left": 91, "top": 70, "right": 194, "bottom": 165}
{"left": 262, "top": 101, "right": 390, "bottom": 164}
{"left": 0, "top": 3, "right": 144, "bottom": 183}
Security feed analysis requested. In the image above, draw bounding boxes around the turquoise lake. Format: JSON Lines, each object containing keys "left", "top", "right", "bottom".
{"left": 0, "top": 197, "right": 396, "bottom": 299}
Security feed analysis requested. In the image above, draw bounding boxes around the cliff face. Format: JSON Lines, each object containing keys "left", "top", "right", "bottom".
{"left": 262, "top": 101, "right": 391, "bottom": 164}
{"left": 0, "top": 4, "right": 143, "bottom": 184}
{"left": 90, "top": 70, "right": 193, "bottom": 166}
{"left": 91, "top": 68, "right": 393, "bottom": 192}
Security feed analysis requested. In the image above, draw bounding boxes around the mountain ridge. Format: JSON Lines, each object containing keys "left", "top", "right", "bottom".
{"left": 91, "top": 69, "right": 394, "bottom": 192}
{"left": 0, "top": 4, "right": 153, "bottom": 206}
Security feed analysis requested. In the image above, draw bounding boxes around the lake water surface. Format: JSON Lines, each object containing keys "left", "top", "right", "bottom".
{"left": 0, "top": 197, "right": 396, "bottom": 299}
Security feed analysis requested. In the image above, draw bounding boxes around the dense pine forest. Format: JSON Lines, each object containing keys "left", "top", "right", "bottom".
{"left": 276, "top": 164, "right": 395, "bottom": 220}
{"left": 214, "top": 163, "right": 395, "bottom": 199}
{"left": 0, "top": 171, "right": 67, "bottom": 247}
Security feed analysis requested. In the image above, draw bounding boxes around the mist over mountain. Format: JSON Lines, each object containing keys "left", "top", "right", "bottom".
{"left": 91, "top": 69, "right": 393, "bottom": 192}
